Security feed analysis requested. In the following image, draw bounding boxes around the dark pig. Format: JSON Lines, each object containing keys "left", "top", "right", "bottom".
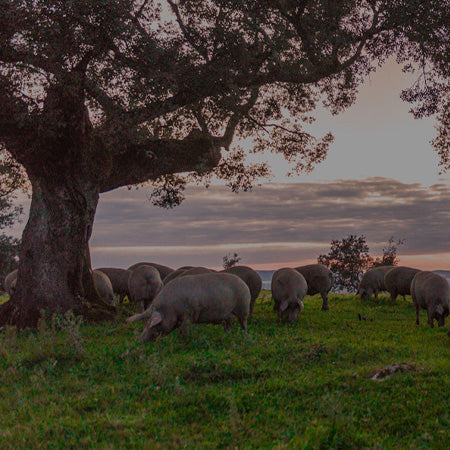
{"left": 127, "top": 262, "right": 174, "bottom": 280}
{"left": 271, "top": 268, "right": 307, "bottom": 323}
{"left": 221, "top": 266, "right": 262, "bottom": 315}
{"left": 411, "top": 271, "right": 450, "bottom": 331}
{"left": 128, "top": 265, "right": 163, "bottom": 310}
{"left": 96, "top": 267, "right": 131, "bottom": 302}
{"left": 358, "top": 266, "right": 393, "bottom": 300}
{"left": 295, "top": 264, "right": 333, "bottom": 311}
{"left": 384, "top": 266, "right": 420, "bottom": 302}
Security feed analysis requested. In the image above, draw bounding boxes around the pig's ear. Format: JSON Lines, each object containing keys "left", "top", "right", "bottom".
{"left": 436, "top": 304, "right": 444, "bottom": 315}
{"left": 280, "top": 300, "right": 289, "bottom": 312}
{"left": 149, "top": 311, "right": 163, "bottom": 328}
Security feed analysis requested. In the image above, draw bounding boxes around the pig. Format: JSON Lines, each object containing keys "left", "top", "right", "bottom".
{"left": 5, "top": 268, "right": 114, "bottom": 304}
{"left": 127, "top": 262, "right": 174, "bottom": 280}
{"left": 163, "top": 268, "right": 188, "bottom": 284}
{"left": 271, "top": 268, "right": 307, "bottom": 323}
{"left": 163, "top": 267, "right": 214, "bottom": 284}
{"left": 295, "top": 264, "right": 333, "bottom": 311}
{"left": 96, "top": 267, "right": 131, "bottom": 302}
{"left": 384, "top": 266, "right": 420, "bottom": 302}
{"left": 358, "top": 266, "right": 393, "bottom": 300}
{"left": 4, "top": 269, "right": 18, "bottom": 295}
{"left": 221, "top": 265, "right": 262, "bottom": 316}
{"left": 127, "top": 272, "right": 251, "bottom": 342}
{"left": 178, "top": 267, "right": 215, "bottom": 277}
{"left": 411, "top": 271, "right": 450, "bottom": 332}
{"left": 128, "top": 265, "right": 163, "bottom": 310}
{"left": 93, "top": 270, "right": 115, "bottom": 305}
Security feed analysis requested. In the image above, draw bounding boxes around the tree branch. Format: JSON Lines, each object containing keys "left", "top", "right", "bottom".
{"left": 0, "top": 47, "right": 57, "bottom": 74}
{"left": 215, "top": 88, "right": 260, "bottom": 148}
{"left": 0, "top": 77, "right": 38, "bottom": 159}
{"left": 167, "top": 0, "right": 210, "bottom": 61}
{"left": 99, "top": 131, "right": 221, "bottom": 192}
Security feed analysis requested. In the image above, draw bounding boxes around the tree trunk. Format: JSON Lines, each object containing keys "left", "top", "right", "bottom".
{"left": 0, "top": 176, "right": 115, "bottom": 328}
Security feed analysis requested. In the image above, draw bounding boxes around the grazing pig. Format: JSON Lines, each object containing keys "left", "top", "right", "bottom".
{"left": 127, "top": 273, "right": 251, "bottom": 342}
{"left": 127, "top": 262, "right": 174, "bottom": 280}
{"left": 271, "top": 268, "right": 307, "bottom": 323}
{"left": 93, "top": 270, "right": 115, "bottom": 305}
{"left": 163, "top": 268, "right": 188, "bottom": 284}
{"left": 384, "top": 266, "right": 420, "bottom": 302}
{"left": 128, "top": 265, "right": 163, "bottom": 310}
{"left": 358, "top": 266, "right": 393, "bottom": 300}
{"left": 4, "top": 269, "right": 18, "bottom": 295}
{"left": 295, "top": 264, "right": 333, "bottom": 311}
{"left": 163, "top": 267, "right": 214, "bottom": 284}
{"left": 96, "top": 267, "right": 131, "bottom": 302}
{"left": 178, "top": 267, "right": 215, "bottom": 277}
{"left": 221, "top": 266, "right": 262, "bottom": 316}
{"left": 411, "top": 271, "right": 450, "bottom": 331}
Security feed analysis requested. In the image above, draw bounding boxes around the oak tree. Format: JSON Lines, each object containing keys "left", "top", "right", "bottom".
{"left": 0, "top": 0, "right": 448, "bottom": 326}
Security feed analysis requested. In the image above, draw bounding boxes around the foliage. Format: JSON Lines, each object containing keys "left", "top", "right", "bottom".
{"left": 222, "top": 252, "right": 242, "bottom": 269}
{"left": 1, "top": 292, "right": 450, "bottom": 448}
{"left": 1, "top": 0, "right": 448, "bottom": 197}
{"left": 148, "top": 174, "right": 187, "bottom": 208}
{"left": 0, "top": 235, "right": 20, "bottom": 288}
{"left": 0, "top": 147, "right": 25, "bottom": 286}
{"left": 431, "top": 99, "right": 449, "bottom": 173}
{"left": 0, "top": 147, "right": 24, "bottom": 229}
{"left": 318, "top": 234, "right": 373, "bottom": 292}
{"left": 372, "top": 236, "right": 405, "bottom": 267}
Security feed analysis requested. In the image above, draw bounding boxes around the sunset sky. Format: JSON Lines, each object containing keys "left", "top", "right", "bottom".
{"left": 10, "top": 59, "right": 450, "bottom": 271}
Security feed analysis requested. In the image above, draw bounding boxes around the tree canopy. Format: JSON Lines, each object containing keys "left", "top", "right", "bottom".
{"left": 0, "top": 0, "right": 448, "bottom": 325}
{"left": 1, "top": 1, "right": 448, "bottom": 195}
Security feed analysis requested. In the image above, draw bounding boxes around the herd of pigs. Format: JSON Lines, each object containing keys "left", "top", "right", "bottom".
{"left": 3, "top": 263, "right": 449, "bottom": 342}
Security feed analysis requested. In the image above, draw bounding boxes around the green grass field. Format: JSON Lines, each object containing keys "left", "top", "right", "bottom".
{"left": 1, "top": 291, "right": 450, "bottom": 449}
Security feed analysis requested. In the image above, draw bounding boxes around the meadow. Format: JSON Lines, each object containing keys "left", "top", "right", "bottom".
{"left": 1, "top": 291, "right": 450, "bottom": 449}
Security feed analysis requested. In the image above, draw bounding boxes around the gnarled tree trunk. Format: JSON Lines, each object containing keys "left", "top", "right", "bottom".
{"left": 0, "top": 175, "right": 115, "bottom": 327}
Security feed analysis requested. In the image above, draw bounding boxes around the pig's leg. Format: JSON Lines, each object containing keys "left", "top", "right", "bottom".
{"left": 426, "top": 309, "right": 434, "bottom": 328}
{"left": 321, "top": 292, "right": 329, "bottom": 311}
{"left": 223, "top": 318, "right": 232, "bottom": 332}
{"left": 237, "top": 316, "right": 248, "bottom": 331}
{"left": 179, "top": 318, "right": 192, "bottom": 337}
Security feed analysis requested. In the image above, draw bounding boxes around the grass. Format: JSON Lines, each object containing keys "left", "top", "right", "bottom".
{"left": 1, "top": 291, "right": 450, "bottom": 448}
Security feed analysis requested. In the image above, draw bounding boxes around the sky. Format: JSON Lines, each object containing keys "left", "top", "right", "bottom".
{"left": 9, "top": 60, "right": 450, "bottom": 271}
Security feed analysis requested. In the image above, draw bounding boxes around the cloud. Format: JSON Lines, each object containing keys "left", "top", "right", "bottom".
{"left": 90, "top": 178, "right": 450, "bottom": 269}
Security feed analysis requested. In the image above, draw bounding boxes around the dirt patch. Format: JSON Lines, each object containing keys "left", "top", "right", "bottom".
{"left": 369, "top": 362, "right": 421, "bottom": 381}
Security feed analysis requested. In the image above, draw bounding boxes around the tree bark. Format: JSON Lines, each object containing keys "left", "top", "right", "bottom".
{"left": 0, "top": 175, "right": 115, "bottom": 328}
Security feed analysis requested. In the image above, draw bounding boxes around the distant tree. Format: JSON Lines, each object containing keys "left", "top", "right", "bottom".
{"left": 318, "top": 235, "right": 373, "bottom": 292}
{"left": 223, "top": 253, "right": 242, "bottom": 270}
{"left": 0, "top": 147, "right": 25, "bottom": 288}
{"left": 372, "top": 237, "right": 404, "bottom": 267}
{"left": 0, "top": 236, "right": 20, "bottom": 291}
{"left": 1, "top": 1, "right": 448, "bottom": 326}
{"left": 0, "top": 147, "right": 24, "bottom": 226}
